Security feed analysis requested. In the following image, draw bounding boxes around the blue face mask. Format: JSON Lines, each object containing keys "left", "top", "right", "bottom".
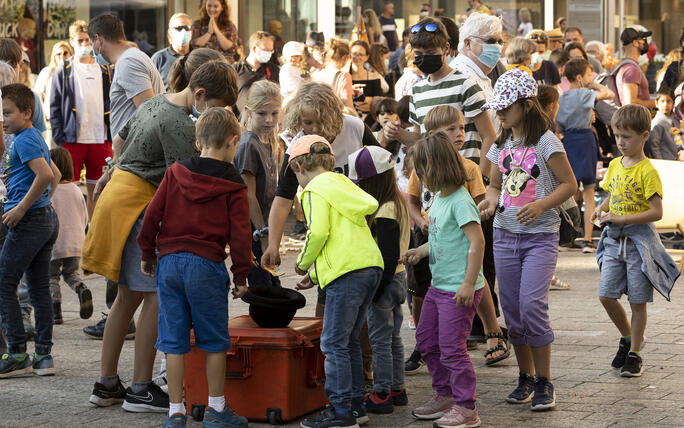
{"left": 95, "top": 43, "right": 109, "bottom": 66}
{"left": 477, "top": 43, "right": 502, "bottom": 68}
{"left": 192, "top": 98, "right": 206, "bottom": 118}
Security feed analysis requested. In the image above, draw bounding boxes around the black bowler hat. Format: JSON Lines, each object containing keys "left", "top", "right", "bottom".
{"left": 242, "top": 284, "right": 307, "bottom": 328}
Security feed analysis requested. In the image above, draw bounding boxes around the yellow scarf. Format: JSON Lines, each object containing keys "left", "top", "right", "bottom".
{"left": 506, "top": 64, "right": 533, "bottom": 75}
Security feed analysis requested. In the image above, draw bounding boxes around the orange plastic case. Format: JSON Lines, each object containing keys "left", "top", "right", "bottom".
{"left": 184, "top": 316, "right": 328, "bottom": 424}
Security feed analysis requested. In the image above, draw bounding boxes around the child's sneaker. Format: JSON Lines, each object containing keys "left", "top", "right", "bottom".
{"left": 391, "top": 388, "right": 408, "bottom": 406}
{"left": 351, "top": 398, "right": 369, "bottom": 425}
{"left": 122, "top": 383, "right": 169, "bottom": 412}
{"left": 506, "top": 373, "right": 535, "bottom": 403}
{"left": 203, "top": 405, "right": 248, "bottom": 428}
{"left": 89, "top": 376, "right": 126, "bottom": 406}
{"left": 163, "top": 414, "right": 187, "bottom": 428}
{"left": 530, "top": 377, "right": 556, "bottom": 411}
{"left": 300, "top": 407, "right": 357, "bottom": 428}
{"left": 405, "top": 349, "right": 424, "bottom": 373}
{"left": 620, "top": 352, "right": 643, "bottom": 377}
{"left": 433, "top": 404, "right": 481, "bottom": 428}
{"left": 582, "top": 240, "right": 595, "bottom": 254}
{"left": 32, "top": 354, "right": 55, "bottom": 376}
{"left": 411, "top": 394, "right": 452, "bottom": 420}
{"left": 611, "top": 337, "right": 630, "bottom": 370}
{"left": 0, "top": 353, "right": 33, "bottom": 378}
{"left": 75, "top": 283, "right": 93, "bottom": 319}
{"left": 363, "top": 390, "right": 393, "bottom": 414}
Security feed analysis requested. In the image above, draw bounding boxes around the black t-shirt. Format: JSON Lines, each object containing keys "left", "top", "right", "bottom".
{"left": 232, "top": 131, "right": 278, "bottom": 222}
{"left": 378, "top": 15, "right": 398, "bottom": 51}
{"left": 234, "top": 60, "right": 280, "bottom": 115}
{"left": 532, "top": 60, "right": 561, "bottom": 86}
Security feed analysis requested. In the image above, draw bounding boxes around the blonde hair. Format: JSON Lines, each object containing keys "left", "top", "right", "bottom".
{"left": 49, "top": 41, "right": 73, "bottom": 69}
{"left": 291, "top": 142, "right": 336, "bottom": 173}
{"left": 424, "top": 105, "right": 463, "bottom": 133}
{"left": 405, "top": 43, "right": 416, "bottom": 66}
{"left": 409, "top": 132, "right": 468, "bottom": 192}
{"left": 69, "top": 20, "right": 89, "bottom": 40}
{"left": 363, "top": 9, "right": 383, "bottom": 44}
{"left": 284, "top": 82, "right": 344, "bottom": 143}
{"left": 327, "top": 38, "right": 350, "bottom": 63}
{"left": 242, "top": 80, "right": 282, "bottom": 158}
{"left": 611, "top": 104, "right": 651, "bottom": 135}
{"left": 196, "top": 107, "right": 241, "bottom": 149}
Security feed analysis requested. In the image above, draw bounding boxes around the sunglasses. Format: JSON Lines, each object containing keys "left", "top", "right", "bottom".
{"left": 411, "top": 23, "right": 438, "bottom": 34}
{"left": 529, "top": 34, "right": 548, "bottom": 42}
{"left": 472, "top": 35, "right": 505, "bottom": 46}
{"left": 173, "top": 25, "right": 191, "bottom": 32}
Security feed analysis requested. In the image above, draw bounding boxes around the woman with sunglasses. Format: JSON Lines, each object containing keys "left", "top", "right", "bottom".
{"left": 151, "top": 13, "right": 193, "bottom": 91}
{"left": 34, "top": 41, "right": 72, "bottom": 123}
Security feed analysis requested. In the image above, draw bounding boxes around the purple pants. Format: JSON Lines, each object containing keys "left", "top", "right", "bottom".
{"left": 416, "top": 286, "right": 483, "bottom": 408}
{"left": 493, "top": 228, "right": 558, "bottom": 347}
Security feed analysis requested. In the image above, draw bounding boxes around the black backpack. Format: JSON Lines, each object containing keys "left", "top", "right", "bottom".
{"left": 593, "top": 58, "right": 639, "bottom": 124}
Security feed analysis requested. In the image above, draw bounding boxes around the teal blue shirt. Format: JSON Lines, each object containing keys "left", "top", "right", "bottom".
{"left": 428, "top": 187, "right": 484, "bottom": 293}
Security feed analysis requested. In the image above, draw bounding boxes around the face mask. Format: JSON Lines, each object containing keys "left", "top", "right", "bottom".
{"left": 192, "top": 97, "right": 206, "bottom": 118}
{"left": 530, "top": 52, "right": 541, "bottom": 66}
{"left": 74, "top": 45, "right": 93, "bottom": 58}
{"left": 477, "top": 43, "right": 502, "bottom": 68}
{"left": 638, "top": 40, "right": 649, "bottom": 56}
{"left": 171, "top": 29, "right": 191, "bottom": 47}
{"left": 446, "top": 55, "right": 455, "bottom": 64}
{"left": 414, "top": 54, "right": 443, "bottom": 75}
{"left": 95, "top": 42, "right": 109, "bottom": 66}
{"left": 256, "top": 48, "right": 273, "bottom": 63}
{"left": 419, "top": 11, "right": 428, "bottom": 17}
{"left": 638, "top": 54, "right": 649, "bottom": 67}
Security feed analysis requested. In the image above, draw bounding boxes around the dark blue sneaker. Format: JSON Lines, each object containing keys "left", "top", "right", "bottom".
{"left": 163, "top": 414, "right": 187, "bottom": 427}
{"left": 611, "top": 337, "right": 630, "bottom": 370}
{"left": 351, "top": 398, "right": 369, "bottom": 425}
{"left": 83, "top": 313, "right": 135, "bottom": 340}
{"left": 203, "top": 405, "right": 248, "bottom": 428}
{"left": 300, "top": 407, "right": 359, "bottom": 428}
{"left": 620, "top": 352, "right": 643, "bottom": 377}
{"left": 531, "top": 377, "right": 556, "bottom": 411}
{"left": 32, "top": 354, "right": 55, "bottom": 376}
{"left": 506, "top": 373, "right": 535, "bottom": 404}
{"left": 0, "top": 353, "right": 32, "bottom": 378}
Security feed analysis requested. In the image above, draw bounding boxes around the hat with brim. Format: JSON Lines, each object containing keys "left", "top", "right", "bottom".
{"left": 483, "top": 67, "right": 538, "bottom": 111}
{"left": 620, "top": 27, "right": 652, "bottom": 46}
{"left": 242, "top": 284, "right": 307, "bottom": 328}
{"left": 348, "top": 146, "right": 394, "bottom": 183}
{"left": 286, "top": 134, "right": 334, "bottom": 172}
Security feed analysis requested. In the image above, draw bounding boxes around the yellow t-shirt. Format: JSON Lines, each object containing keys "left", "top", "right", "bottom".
{"left": 602, "top": 157, "right": 663, "bottom": 216}
{"left": 376, "top": 201, "right": 411, "bottom": 274}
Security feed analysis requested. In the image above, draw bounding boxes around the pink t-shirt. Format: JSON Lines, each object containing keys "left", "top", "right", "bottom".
{"left": 616, "top": 62, "right": 650, "bottom": 103}
{"left": 51, "top": 182, "right": 88, "bottom": 260}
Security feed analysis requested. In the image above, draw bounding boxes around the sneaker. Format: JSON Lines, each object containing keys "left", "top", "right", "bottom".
{"left": 405, "top": 349, "right": 424, "bottom": 373}
{"left": 22, "top": 309, "right": 35, "bottom": 341}
{"left": 76, "top": 283, "right": 93, "bottom": 319}
{"left": 163, "top": 414, "right": 187, "bottom": 428}
{"left": 53, "top": 302, "right": 63, "bottom": 325}
{"left": 32, "top": 354, "right": 55, "bottom": 376}
{"left": 506, "top": 373, "right": 535, "bottom": 404}
{"left": 530, "top": 377, "right": 556, "bottom": 411}
{"left": 0, "top": 353, "right": 33, "bottom": 378}
{"left": 363, "top": 390, "right": 393, "bottom": 414}
{"left": 153, "top": 368, "right": 168, "bottom": 394}
{"left": 83, "top": 313, "right": 136, "bottom": 340}
{"left": 582, "top": 240, "right": 595, "bottom": 254}
{"left": 611, "top": 337, "right": 631, "bottom": 370}
{"left": 391, "top": 388, "right": 408, "bottom": 406}
{"left": 300, "top": 407, "right": 358, "bottom": 428}
{"left": 203, "top": 405, "right": 248, "bottom": 428}
{"left": 89, "top": 376, "right": 126, "bottom": 407}
{"left": 620, "top": 352, "right": 643, "bottom": 377}
{"left": 411, "top": 394, "right": 453, "bottom": 420}
{"left": 122, "top": 383, "right": 169, "bottom": 413}
{"left": 433, "top": 405, "right": 481, "bottom": 428}
{"left": 408, "top": 315, "right": 416, "bottom": 330}
{"left": 351, "top": 399, "right": 369, "bottom": 425}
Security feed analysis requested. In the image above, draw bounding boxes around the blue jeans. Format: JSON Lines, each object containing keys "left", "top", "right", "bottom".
{"left": 367, "top": 271, "right": 407, "bottom": 393}
{"left": 320, "top": 267, "right": 382, "bottom": 407}
{"left": 0, "top": 206, "right": 59, "bottom": 354}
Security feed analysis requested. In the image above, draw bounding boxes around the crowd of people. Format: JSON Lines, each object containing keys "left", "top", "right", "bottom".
{"left": 0, "top": 1, "right": 682, "bottom": 428}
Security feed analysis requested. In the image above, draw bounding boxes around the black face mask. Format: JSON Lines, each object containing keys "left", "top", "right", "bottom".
{"left": 638, "top": 40, "right": 649, "bottom": 55}
{"left": 414, "top": 54, "right": 443, "bottom": 75}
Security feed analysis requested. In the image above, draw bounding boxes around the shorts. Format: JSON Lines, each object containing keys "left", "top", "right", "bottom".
{"left": 105, "top": 216, "right": 156, "bottom": 293}
{"left": 578, "top": 178, "right": 596, "bottom": 188}
{"left": 63, "top": 142, "right": 113, "bottom": 184}
{"left": 407, "top": 225, "right": 431, "bottom": 298}
{"left": 155, "top": 252, "right": 231, "bottom": 354}
{"left": 598, "top": 236, "right": 653, "bottom": 304}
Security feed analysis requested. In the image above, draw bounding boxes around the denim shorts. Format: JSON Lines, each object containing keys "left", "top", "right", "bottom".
{"left": 106, "top": 216, "right": 156, "bottom": 293}
{"left": 598, "top": 236, "right": 653, "bottom": 304}
{"left": 155, "top": 252, "right": 231, "bottom": 354}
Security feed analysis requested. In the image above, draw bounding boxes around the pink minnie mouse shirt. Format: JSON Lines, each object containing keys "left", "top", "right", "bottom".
{"left": 486, "top": 130, "right": 566, "bottom": 234}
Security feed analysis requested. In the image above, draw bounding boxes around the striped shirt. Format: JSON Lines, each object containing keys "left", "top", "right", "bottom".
{"left": 409, "top": 67, "right": 487, "bottom": 163}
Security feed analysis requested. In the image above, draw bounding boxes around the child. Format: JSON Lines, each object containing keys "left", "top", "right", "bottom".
{"left": 557, "top": 58, "right": 614, "bottom": 253}
{"left": 347, "top": 145, "right": 410, "bottom": 414}
{"left": 48, "top": 147, "right": 92, "bottom": 324}
{"left": 645, "top": 89, "right": 680, "bottom": 160}
{"left": 375, "top": 97, "right": 410, "bottom": 193}
{"left": 279, "top": 41, "right": 306, "bottom": 105}
{"left": 0, "top": 83, "right": 60, "bottom": 377}
{"left": 591, "top": 104, "right": 679, "bottom": 377}
{"left": 290, "top": 135, "right": 384, "bottom": 428}
{"left": 137, "top": 107, "right": 251, "bottom": 427}
{"left": 233, "top": 80, "right": 282, "bottom": 287}
{"left": 479, "top": 68, "right": 577, "bottom": 410}
{"left": 400, "top": 133, "right": 486, "bottom": 428}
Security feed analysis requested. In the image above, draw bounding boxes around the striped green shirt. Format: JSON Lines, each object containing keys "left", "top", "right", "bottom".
{"left": 409, "top": 67, "right": 486, "bottom": 163}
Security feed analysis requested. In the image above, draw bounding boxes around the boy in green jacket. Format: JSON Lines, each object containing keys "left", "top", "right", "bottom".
{"left": 291, "top": 135, "right": 384, "bottom": 428}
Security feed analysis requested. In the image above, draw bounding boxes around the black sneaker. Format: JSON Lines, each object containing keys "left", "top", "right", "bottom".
{"left": 611, "top": 337, "right": 630, "bottom": 370}
{"left": 620, "top": 352, "right": 643, "bottom": 377}
{"left": 506, "top": 373, "right": 535, "bottom": 403}
{"left": 83, "top": 313, "right": 136, "bottom": 340}
{"left": 363, "top": 390, "right": 393, "bottom": 414}
{"left": 0, "top": 353, "right": 33, "bottom": 378}
{"left": 351, "top": 398, "right": 369, "bottom": 425}
{"left": 76, "top": 283, "right": 93, "bottom": 319}
{"left": 300, "top": 407, "right": 358, "bottom": 428}
{"left": 405, "top": 349, "right": 424, "bottom": 373}
{"left": 122, "top": 383, "right": 169, "bottom": 413}
{"left": 53, "top": 302, "right": 63, "bottom": 325}
{"left": 89, "top": 376, "right": 126, "bottom": 407}
{"left": 531, "top": 377, "right": 556, "bottom": 411}
{"left": 391, "top": 388, "right": 408, "bottom": 406}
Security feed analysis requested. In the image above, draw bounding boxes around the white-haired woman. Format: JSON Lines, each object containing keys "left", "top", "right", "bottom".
{"left": 506, "top": 37, "right": 560, "bottom": 87}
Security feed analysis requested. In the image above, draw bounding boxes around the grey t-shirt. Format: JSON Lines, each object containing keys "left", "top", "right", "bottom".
{"left": 117, "top": 94, "right": 196, "bottom": 187}
{"left": 110, "top": 47, "right": 165, "bottom": 137}
{"left": 556, "top": 88, "right": 596, "bottom": 132}
{"left": 151, "top": 47, "right": 180, "bottom": 92}
{"left": 487, "top": 130, "right": 565, "bottom": 234}
{"left": 232, "top": 131, "right": 278, "bottom": 222}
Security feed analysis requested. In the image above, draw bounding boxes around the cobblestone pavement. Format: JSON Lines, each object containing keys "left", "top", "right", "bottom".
{"left": 1, "top": 249, "right": 683, "bottom": 427}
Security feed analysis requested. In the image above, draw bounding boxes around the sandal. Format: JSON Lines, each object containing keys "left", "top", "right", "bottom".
{"left": 484, "top": 332, "right": 511, "bottom": 366}
{"left": 549, "top": 276, "right": 571, "bottom": 290}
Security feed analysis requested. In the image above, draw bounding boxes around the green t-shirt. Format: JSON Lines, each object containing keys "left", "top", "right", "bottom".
{"left": 428, "top": 186, "right": 485, "bottom": 293}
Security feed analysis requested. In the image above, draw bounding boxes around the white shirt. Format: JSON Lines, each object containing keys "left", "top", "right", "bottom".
{"left": 450, "top": 53, "right": 500, "bottom": 131}
{"left": 73, "top": 61, "right": 105, "bottom": 144}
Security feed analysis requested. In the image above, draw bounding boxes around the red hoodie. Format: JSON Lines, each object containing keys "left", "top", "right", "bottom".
{"left": 137, "top": 157, "right": 252, "bottom": 285}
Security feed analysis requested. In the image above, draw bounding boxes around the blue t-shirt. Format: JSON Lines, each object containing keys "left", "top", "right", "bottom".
{"left": 428, "top": 186, "right": 485, "bottom": 293}
{"left": 5, "top": 127, "right": 51, "bottom": 211}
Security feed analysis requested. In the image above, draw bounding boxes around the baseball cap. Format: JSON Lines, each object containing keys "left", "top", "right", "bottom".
{"left": 282, "top": 41, "right": 304, "bottom": 59}
{"left": 288, "top": 134, "right": 334, "bottom": 169}
{"left": 348, "top": 146, "right": 394, "bottom": 183}
{"left": 483, "top": 67, "right": 538, "bottom": 111}
{"left": 620, "top": 27, "right": 651, "bottom": 46}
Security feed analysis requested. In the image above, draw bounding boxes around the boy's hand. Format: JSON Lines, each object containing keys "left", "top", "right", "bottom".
{"left": 295, "top": 275, "right": 315, "bottom": 290}
{"left": 516, "top": 201, "right": 544, "bottom": 225}
{"left": 383, "top": 121, "right": 402, "bottom": 141}
{"left": 2, "top": 205, "right": 26, "bottom": 227}
{"left": 399, "top": 247, "right": 426, "bottom": 265}
{"left": 140, "top": 260, "right": 157, "bottom": 277}
{"left": 599, "top": 211, "right": 622, "bottom": 225}
{"left": 453, "top": 282, "right": 475, "bottom": 308}
{"left": 94, "top": 166, "right": 115, "bottom": 203}
{"left": 261, "top": 245, "right": 281, "bottom": 270}
{"left": 590, "top": 207, "right": 603, "bottom": 225}
{"left": 232, "top": 284, "right": 248, "bottom": 299}
{"left": 294, "top": 264, "right": 307, "bottom": 275}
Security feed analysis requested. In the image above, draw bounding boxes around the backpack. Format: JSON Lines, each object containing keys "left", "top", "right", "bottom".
{"left": 593, "top": 58, "right": 639, "bottom": 125}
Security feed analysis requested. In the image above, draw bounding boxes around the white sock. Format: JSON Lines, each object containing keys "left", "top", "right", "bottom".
{"left": 208, "top": 395, "right": 225, "bottom": 412}
{"left": 169, "top": 402, "right": 185, "bottom": 417}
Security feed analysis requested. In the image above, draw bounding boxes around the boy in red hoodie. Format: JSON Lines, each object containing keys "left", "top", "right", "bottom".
{"left": 137, "top": 107, "right": 251, "bottom": 428}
